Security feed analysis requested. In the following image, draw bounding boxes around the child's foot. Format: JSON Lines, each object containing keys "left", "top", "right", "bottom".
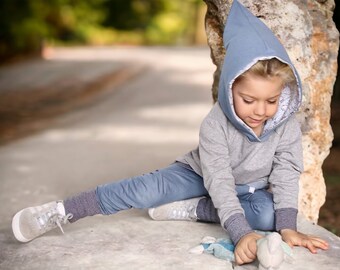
{"left": 12, "top": 200, "right": 73, "bottom": 242}
{"left": 148, "top": 197, "right": 203, "bottom": 221}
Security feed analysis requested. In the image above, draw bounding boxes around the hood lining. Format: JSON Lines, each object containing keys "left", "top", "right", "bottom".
{"left": 227, "top": 56, "right": 302, "bottom": 140}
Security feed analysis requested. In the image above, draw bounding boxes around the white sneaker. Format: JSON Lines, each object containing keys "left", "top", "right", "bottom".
{"left": 148, "top": 197, "right": 204, "bottom": 221}
{"left": 12, "top": 201, "right": 73, "bottom": 243}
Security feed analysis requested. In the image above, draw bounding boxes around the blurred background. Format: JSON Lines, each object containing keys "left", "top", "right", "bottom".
{"left": 0, "top": 0, "right": 207, "bottom": 61}
{"left": 0, "top": 0, "right": 339, "bottom": 235}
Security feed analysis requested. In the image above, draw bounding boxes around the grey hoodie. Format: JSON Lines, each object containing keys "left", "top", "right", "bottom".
{"left": 176, "top": 0, "right": 303, "bottom": 244}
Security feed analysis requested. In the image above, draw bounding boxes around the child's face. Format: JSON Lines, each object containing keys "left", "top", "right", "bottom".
{"left": 232, "top": 74, "right": 283, "bottom": 136}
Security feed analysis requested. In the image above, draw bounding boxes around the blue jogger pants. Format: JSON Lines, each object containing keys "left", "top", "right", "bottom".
{"left": 96, "top": 162, "right": 275, "bottom": 231}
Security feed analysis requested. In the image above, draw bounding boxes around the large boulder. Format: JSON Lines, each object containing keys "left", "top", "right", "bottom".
{"left": 204, "top": 0, "right": 339, "bottom": 222}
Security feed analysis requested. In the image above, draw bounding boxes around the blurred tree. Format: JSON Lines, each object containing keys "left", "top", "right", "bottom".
{"left": 0, "top": 0, "right": 106, "bottom": 61}
{"left": 102, "top": 0, "right": 164, "bottom": 30}
{"left": 102, "top": 0, "right": 204, "bottom": 45}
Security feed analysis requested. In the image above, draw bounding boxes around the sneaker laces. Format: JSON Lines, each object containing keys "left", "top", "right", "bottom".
{"left": 47, "top": 213, "right": 73, "bottom": 234}
{"left": 37, "top": 210, "right": 73, "bottom": 234}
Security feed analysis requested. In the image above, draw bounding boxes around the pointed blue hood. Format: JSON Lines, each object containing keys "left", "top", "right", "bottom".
{"left": 218, "top": 0, "right": 302, "bottom": 142}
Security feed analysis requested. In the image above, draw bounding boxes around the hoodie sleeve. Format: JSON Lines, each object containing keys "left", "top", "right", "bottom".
{"left": 198, "top": 117, "right": 253, "bottom": 244}
{"left": 268, "top": 116, "right": 303, "bottom": 231}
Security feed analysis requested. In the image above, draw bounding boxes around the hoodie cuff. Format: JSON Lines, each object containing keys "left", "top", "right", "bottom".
{"left": 223, "top": 213, "right": 253, "bottom": 244}
{"left": 275, "top": 208, "right": 298, "bottom": 232}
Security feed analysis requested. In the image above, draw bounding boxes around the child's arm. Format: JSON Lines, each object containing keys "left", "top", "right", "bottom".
{"left": 280, "top": 229, "right": 329, "bottom": 253}
{"left": 269, "top": 117, "right": 303, "bottom": 233}
{"left": 234, "top": 232, "right": 263, "bottom": 265}
{"left": 199, "top": 116, "right": 253, "bottom": 244}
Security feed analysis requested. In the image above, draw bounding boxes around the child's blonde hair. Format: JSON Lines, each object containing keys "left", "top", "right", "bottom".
{"left": 236, "top": 58, "right": 296, "bottom": 87}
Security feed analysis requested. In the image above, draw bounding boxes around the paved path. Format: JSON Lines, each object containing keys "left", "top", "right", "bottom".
{"left": 0, "top": 48, "right": 144, "bottom": 143}
{"left": 0, "top": 47, "right": 339, "bottom": 269}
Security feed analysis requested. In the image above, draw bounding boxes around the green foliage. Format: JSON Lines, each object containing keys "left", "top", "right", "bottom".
{"left": 95, "top": 0, "right": 204, "bottom": 45}
{"left": 324, "top": 174, "right": 340, "bottom": 185}
{"left": 144, "top": 1, "right": 192, "bottom": 45}
{"left": 102, "top": 0, "right": 165, "bottom": 30}
{"left": 0, "top": 0, "right": 106, "bottom": 59}
{"left": 145, "top": 12, "right": 186, "bottom": 44}
{"left": 0, "top": 0, "right": 205, "bottom": 60}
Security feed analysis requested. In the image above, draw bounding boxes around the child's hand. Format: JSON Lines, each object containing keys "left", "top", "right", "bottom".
{"left": 234, "top": 232, "right": 263, "bottom": 265}
{"left": 280, "top": 229, "right": 329, "bottom": 253}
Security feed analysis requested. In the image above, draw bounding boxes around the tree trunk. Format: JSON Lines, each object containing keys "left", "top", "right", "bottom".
{"left": 203, "top": 0, "right": 339, "bottom": 223}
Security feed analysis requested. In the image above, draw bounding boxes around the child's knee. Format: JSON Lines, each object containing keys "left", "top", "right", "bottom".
{"left": 253, "top": 202, "right": 275, "bottom": 231}
{"left": 247, "top": 191, "right": 275, "bottom": 231}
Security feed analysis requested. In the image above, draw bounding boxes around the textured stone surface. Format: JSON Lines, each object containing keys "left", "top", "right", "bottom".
{"left": 204, "top": 0, "right": 339, "bottom": 222}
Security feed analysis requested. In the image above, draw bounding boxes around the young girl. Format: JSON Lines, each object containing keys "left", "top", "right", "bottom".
{"left": 12, "top": 0, "right": 328, "bottom": 265}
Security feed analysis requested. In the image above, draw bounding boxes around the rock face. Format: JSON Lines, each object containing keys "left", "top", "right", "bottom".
{"left": 204, "top": 0, "right": 339, "bottom": 222}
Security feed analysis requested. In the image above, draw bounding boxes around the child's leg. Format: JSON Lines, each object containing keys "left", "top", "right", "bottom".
{"left": 63, "top": 190, "right": 102, "bottom": 223}
{"left": 238, "top": 190, "right": 275, "bottom": 231}
{"left": 196, "top": 189, "right": 275, "bottom": 230}
{"left": 64, "top": 163, "right": 208, "bottom": 223}
{"left": 195, "top": 197, "right": 220, "bottom": 223}
{"left": 151, "top": 189, "right": 275, "bottom": 231}
{"left": 12, "top": 162, "right": 208, "bottom": 242}
{"left": 95, "top": 162, "right": 208, "bottom": 215}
